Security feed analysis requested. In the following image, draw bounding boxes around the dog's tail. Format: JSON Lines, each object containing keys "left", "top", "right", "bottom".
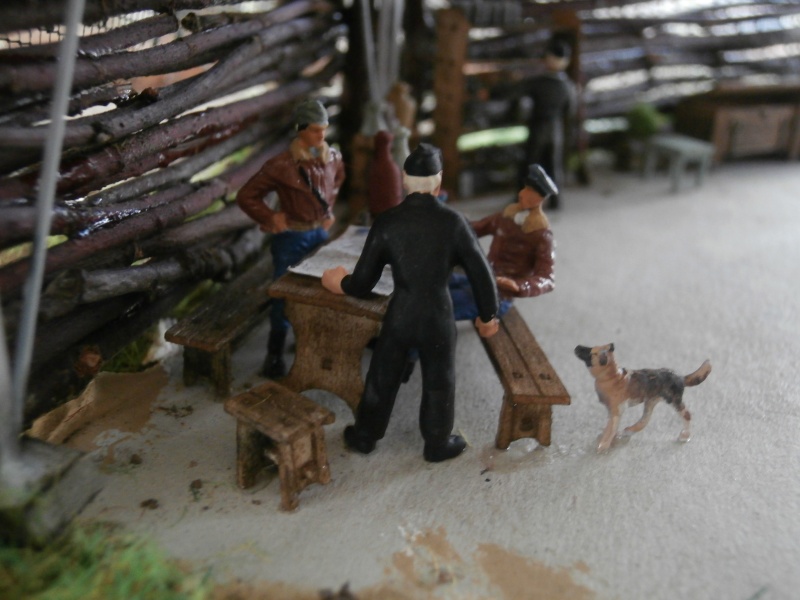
{"left": 684, "top": 360, "right": 712, "bottom": 387}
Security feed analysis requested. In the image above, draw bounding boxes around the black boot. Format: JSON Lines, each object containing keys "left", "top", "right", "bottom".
{"left": 261, "top": 329, "right": 286, "bottom": 378}
{"left": 344, "top": 425, "right": 376, "bottom": 454}
{"left": 423, "top": 435, "right": 467, "bottom": 463}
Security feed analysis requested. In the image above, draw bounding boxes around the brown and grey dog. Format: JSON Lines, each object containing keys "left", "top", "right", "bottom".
{"left": 574, "top": 344, "right": 711, "bottom": 452}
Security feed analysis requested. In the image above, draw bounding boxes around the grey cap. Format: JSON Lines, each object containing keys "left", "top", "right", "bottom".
{"left": 524, "top": 164, "right": 559, "bottom": 198}
{"left": 403, "top": 143, "right": 442, "bottom": 176}
{"left": 293, "top": 99, "right": 329, "bottom": 129}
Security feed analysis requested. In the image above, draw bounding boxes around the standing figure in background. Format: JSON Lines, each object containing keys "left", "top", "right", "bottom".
{"left": 450, "top": 164, "right": 557, "bottom": 321}
{"left": 520, "top": 37, "right": 577, "bottom": 209}
{"left": 237, "top": 99, "right": 345, "bottom": 378}
{"left": 322, "top": 144, "right": 499, "bottom": 463}
{"left": 368, "top": 130, "right": 403, "bottom": 219}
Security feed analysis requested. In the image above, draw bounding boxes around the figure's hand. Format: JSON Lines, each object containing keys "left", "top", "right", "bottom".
{"left": 496, "top": 276, "right": 520, "bottom": 294}
{"left": 475, "top": 317, "right": 499, "bottom": 338}
{"left": 261, "top": 212, "right": 288, "bottom": 234}
{"left": 321, "top": 266, "right": 348, "bottom": 295}
{"left": 322, "top": 214, "right": 335, "bottom": 231}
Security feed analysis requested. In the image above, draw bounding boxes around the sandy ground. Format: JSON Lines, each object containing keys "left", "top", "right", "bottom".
{"left": 32, "top": 157, "right": 800, "bottom": 599}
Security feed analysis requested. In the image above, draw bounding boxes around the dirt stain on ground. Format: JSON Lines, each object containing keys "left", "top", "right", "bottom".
{"left": 204, "top": 527, "right": 594, "bottom": 600}
{"left": 475, "top": 543, "right": 594, "bottom": 600}
{"left": 382, "top": 526, "right": 593, "bottom": 600}
{"left": 28, "top": 365, "right": 168, "bottom": 460}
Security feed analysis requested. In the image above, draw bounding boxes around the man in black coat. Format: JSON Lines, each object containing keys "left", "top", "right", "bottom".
{"left": 520, "top": 37, "right": 577, "bottom": 209}
{"left": 322, "top": 144, "right": 499, "bottom": 462}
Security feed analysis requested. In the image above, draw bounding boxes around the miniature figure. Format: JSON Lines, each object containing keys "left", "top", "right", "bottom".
{"left": 321, "top": 143, "right": 500, "bottom": 463}
{"left": 237, "top": 99, "right": 345, "bottom": 377}
{"left": 450, "top": 164, "right": 556, "bottom": 321}
{"left": 574, "top": 344, "right": 712, "bottom": 452}
{"left": 520, "top": 37, "right": 577, "bottom": 209}
{"left": 367, "top": 130, "right": 403, "bottom": 218}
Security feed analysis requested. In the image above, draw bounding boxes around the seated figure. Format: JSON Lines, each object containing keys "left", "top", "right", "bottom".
{"left": 450, "top": 163, "right": 556, "bottom": 321}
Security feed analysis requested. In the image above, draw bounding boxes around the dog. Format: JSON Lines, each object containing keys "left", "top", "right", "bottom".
{"left": 574, "top": 344, "right": 711, "bottom": 452}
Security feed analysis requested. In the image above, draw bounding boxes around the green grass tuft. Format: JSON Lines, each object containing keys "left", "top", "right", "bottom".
{"left": 0, "top": 523, "right": 211, "bottom": 600}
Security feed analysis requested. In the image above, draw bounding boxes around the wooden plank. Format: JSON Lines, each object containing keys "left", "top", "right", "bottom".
{"left": 253, "top": 381, "right": 335, "bottom": 427}
{"left": 165, "top": 253, "right": 273, "bottom": 352}
{"left": 224, "top": 389, "right": 308, "bottom": 444}
{"left": 268, "top": 271, "right": 388, "bottom": 321}
{"left": 480, "top": 319, "right": 542, "bottom": 398}
{"left": 500, "top": 307, "right": 569, "bottom": 401}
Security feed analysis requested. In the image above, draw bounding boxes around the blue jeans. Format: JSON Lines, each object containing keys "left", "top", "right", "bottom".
{"left": 270, "top": 228, "right": 329, "bottom": 333}
{"left": 449, "top": 273, "right": 512, "bottom": 322}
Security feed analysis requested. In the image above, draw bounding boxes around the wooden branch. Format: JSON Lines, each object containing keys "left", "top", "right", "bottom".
{"left": 0, "top": 51, "right": 340, "bottom": 191}
{"left": 0, "top": 137, "right": 286, "bottom": 295}
{"left": 0, "top": 21, "right": 332, "bottom": 149}
{"left": 41, "top": 227, "right": 264, "bottom": 317}
{"left": 0, "top": 1, "right": 332, "bottom": 94}
{"left": 0, "top": 14, "right": 179, "bottom": 61}
{"left": 137, "top": 200, "right": 268, "bottom": 256}
{"left": 84, "top": 122, "right": 277, "bottom": 206}
{"left": 0, "top": 0, "right": 241, "bottom": 35}
{"left": 0, "top": 182, "right": 195, "bottom": 248}
{"left": 0, "top": 83, "right": 128, "bottom": 128}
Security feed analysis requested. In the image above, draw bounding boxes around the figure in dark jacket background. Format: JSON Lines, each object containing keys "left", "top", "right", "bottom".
{"left": 520, "top": 37, "right": 576, "bottom": 209}
{"left": 322, "top": 144, "right": 499, "bottom": 462}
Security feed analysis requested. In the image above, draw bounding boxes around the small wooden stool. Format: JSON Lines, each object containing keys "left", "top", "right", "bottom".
{"left": 224, "top": 381, "right": 335, "bottom": 511}
{"left": 643, "top": 133, "right": 715, "bottom": 193}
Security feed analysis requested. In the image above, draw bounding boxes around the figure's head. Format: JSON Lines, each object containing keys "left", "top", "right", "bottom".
{"left": 293, "top": 99, "right": 329, "bottom": 148}
{"left": 544, "top": 38, "right": 572, "bottom": 72}
{"left": 519, "top": 164, "right": 558, "bottom": 208}
{"left": 403, "top": 143, "right": 443, "bottom": 195}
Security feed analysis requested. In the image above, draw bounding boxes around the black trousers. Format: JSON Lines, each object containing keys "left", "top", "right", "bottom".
{"left": 353, "top": 328, "right": 456, "bottom": 446}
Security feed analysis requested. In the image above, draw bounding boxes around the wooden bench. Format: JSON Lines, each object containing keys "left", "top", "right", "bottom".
{"left": 642, "top": 133, "right": 715, "bottom": 193}
{"left": 224, "top": 380, "right": 335, "bottom": 511}
{"left": 165, "top": 253, "right": 273, "bottom": 397}
{"left": 476, "top": 306, "right": 570, "bottom": 449}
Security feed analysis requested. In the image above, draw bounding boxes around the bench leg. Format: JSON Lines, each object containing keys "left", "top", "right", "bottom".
{"left": 236, "top": 421, "right": 268, "bottom": 489}
{"left": 182, "top": 346, "right": 232, "bottom": 398}
{"left": 495, "top": 395, "right": 515, "bottom": 450}
{"left": 182, "top": 347, "right": 206, "bottom": 387}
{"left": 669, "top": 156, "right": 686, "bottom": 194}
{"left": 210, "top": 345, "right": 232, "bottom": 397}
{"left": 274, "top": 443, "right": 301, "bottom": 512}
{"left": 496, "top": 399, "right": 553, "bottom": 449}
{"left": 642, "top": 147, "right": 658, "bottom": 180}
{"left": 536, "top": 406, "right": 552, "bottom": 447}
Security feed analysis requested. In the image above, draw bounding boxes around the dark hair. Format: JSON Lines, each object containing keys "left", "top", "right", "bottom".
{"left": 545, "top": 38, "right": 572, "bottom": 61}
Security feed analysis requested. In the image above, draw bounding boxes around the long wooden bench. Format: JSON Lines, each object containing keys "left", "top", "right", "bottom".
{"left": 476, "top": 306, "right": 570, "bottom": 449}
{"left": 224, "top": 380, "right": 335, "bottom": 511}
{"left": 165, "top": 252, "right": 273, "bottom": 397}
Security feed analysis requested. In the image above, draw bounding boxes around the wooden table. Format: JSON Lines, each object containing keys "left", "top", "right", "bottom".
{"left": 268, "top": 272, "right": 389, "bottom": 414}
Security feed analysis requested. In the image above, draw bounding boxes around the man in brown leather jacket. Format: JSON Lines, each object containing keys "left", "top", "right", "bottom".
{"left": 450, "top": 164, "right": 556, "bottom": 321}
{"left": 237, "top": 99, "right": 345, "bottom": 377}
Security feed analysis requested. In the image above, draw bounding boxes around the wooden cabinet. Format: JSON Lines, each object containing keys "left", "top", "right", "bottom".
{"left": 675, "top": 87, "right": 800, "bottom": 163}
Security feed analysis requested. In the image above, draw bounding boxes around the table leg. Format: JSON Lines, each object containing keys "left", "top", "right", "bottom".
{"left": 281, "top": 302, "right": 380, "bottom": 415}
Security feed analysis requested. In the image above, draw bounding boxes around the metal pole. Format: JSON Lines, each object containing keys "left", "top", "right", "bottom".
{"left": 0, "top": 296, "right": 16, "bottom": 464}
{"left": 359, "top": 0, "right": 380, "bottom": 104}
{"left": 9, "top": 0, "right": 86, "bottom": 454}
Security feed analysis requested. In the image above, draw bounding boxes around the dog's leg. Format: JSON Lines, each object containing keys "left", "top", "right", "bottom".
{"left": 675, "top": 401, "right": 692, "bottom": 442}
{"left": 598, "top": 404, "right": 621, "bottom": 453}
{"left": 624, "top": 398, "right": 657, "bottom": 435}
